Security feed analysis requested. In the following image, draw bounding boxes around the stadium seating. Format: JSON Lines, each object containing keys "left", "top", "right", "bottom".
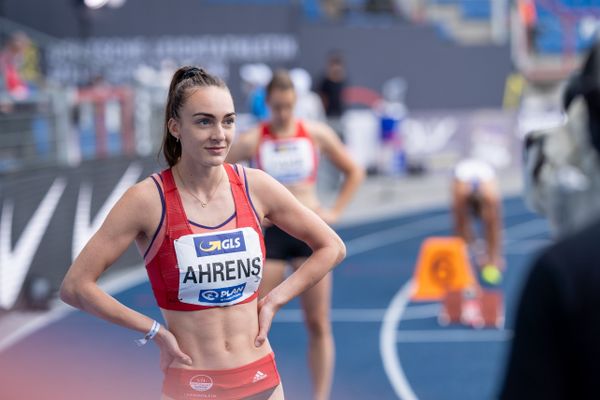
{"left": 534, "top": 2, "right": 598, "bottom": 54}
{"left": 460, "top": 0, "right": 492, "bottom": 20}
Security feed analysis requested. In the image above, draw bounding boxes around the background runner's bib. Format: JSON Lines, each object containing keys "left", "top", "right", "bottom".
{"left": 259, "top": 137, "right": 315, "bottom": 184}
{"left": 173, "top": 227, "right": 263, "bottom": 307}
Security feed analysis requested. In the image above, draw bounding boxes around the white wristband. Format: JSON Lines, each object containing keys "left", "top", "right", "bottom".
{"left": 135, "top": 320, "right": 160, "bottom": 347}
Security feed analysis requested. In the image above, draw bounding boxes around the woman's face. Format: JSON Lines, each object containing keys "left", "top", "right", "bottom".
{"left": 267, "top": 88, "right": 296, "bottom": 128}
{"left": 170, "top": 86, "right": 236, "bottom": 167}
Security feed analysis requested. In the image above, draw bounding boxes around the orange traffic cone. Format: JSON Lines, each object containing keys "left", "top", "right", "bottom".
{"left": 411, "top": 237, "right": 477, "bottom": 301}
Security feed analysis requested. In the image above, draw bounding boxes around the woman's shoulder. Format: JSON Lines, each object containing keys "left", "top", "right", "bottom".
{"left": 300, "top": 119, "right": 335, "bottom": 141}
{"left": 239, "top": 166, "right": 284, "bottom": 195}
{"left": 121, "top": 175, "right": 164, "bottom": 210}
{"left": 239, "top": 165, "right": 270, "bottom": 184}
{"left": 98, "top": 176, "right": 164, "bottom": 235}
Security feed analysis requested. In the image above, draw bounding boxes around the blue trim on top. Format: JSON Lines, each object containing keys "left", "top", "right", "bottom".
{"left": 144, "top": 175, "right": 165, "bottom": 259}
{"left": 243, "top": 166, "right": 261, "bottom": 222}
{"left": 188, "top": 212, "right": 236, "bottom": 230}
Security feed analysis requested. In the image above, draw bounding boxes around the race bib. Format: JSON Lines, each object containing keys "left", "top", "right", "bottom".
{"left": 173, "top": 228, "right": 263, "bottom": 307}
{"left": 259, "top": 138, "right": 315, "bottom": 184}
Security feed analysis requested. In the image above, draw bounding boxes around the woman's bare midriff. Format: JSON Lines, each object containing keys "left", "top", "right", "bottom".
{"left": 159, "top": 184, "right": 318, "bottom": 372}
{"left": 161, "top": 300, "right": 273, "bottom": 370}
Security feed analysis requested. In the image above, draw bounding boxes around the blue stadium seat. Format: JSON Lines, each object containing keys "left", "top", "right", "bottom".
{"left": 535, "top": 7, "right": 565, "bottom": 53}
{"left": 460, "top": 0, "right": 491, "bottom": 19}
{"left": 558, "top": 0, "right": 599, "bottom": 8}
{"left": 303, "top": 0, "right": 322, "bottom": 20}
{"left": 202, "top": 0, "right": 292, "bottom": 4}
{"left": 534, "top": 2, "right": 599, "bottom": 54}
{"left": 429, "top": 0, "right": 460, "bottom": 6}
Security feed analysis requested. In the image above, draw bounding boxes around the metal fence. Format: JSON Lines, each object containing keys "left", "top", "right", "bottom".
{"left": 0, "top": 83, "right": 169, "bottom": 174}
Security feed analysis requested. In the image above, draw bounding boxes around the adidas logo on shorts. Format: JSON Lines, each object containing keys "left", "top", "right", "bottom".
{"left": 252, "top": 370, "right": 267, "bottom": 383}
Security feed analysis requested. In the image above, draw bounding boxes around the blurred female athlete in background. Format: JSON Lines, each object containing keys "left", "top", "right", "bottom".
{"left": 227, "top": 69, "right": 364, "bottom": 400}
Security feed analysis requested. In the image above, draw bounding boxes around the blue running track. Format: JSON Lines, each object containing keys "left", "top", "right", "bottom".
{"left": 0, "top": 196, "right": 550, "bottom": 400}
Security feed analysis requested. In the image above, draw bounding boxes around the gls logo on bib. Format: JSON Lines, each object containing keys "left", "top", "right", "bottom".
{"left": 194, "top": 231, "right": 246, "bottom": 257}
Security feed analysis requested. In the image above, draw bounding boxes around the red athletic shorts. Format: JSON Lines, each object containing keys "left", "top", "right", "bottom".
{"left": 162, "top": 352, "right": 281, "bottom": 400}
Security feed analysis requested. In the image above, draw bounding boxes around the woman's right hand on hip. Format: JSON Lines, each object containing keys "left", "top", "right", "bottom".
{"left": 154, "top": 327, "right": 193, "bottom": 372}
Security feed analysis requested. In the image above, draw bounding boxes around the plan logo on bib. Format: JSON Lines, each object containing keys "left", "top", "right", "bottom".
{"left": 194, "top": 231, "right": 246, "bottom": 257}
{"left": 200, "top": 282, "right": 247, "bottom": 304}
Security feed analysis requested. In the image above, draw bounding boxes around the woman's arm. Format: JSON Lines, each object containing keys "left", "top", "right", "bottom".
{"left": 61, "top": 180, "right": 156, "bottom": 329}
{"left": 308, "top": 120, "right": 365, "bottom": 223}
{"left": 452, "top": 179, "right": 474, "bottom": 246}
{"left": 247, "top": 168, "right": 346, "bottom": 346}
{"left": 60, "top": 179, "right": 192, "bottom": 368}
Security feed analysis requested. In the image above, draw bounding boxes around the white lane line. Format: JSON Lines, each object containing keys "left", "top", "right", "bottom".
{"left": 396, "top": 329, "right": 513, "bottom": 343}
{"left": 0, "top": 265, "right": 147, "bottom": 353}
{"left": 503, "top": 218, "right": 549, "bottom": 241}
{"left": 275, "top": 309, "right": 384, "bottom": 322}
{"left": 504, "top": 239, "right": 551, "bottom": 255}
{"left": 401, "top": 304, "right": 440, "bottom": 320}
{"left": 380, "top": 280, "right": 418, "bottom": 400}
{"left": 99, "top": 265, "right": 148, "bottom": 294}
{"left": 502, "top": 207, "right": 537, "bottom": 219}
{"left": 0, "top": 304, "right": 73, "bottom": 353}
{"left": 345, "top": 214, "right": 449, "bottom": 257}
{"left": 273, "top": 304, "right": 440, "bottom": 323}
{"left": 344, "top": 212, "right": 547, "bottom": 259}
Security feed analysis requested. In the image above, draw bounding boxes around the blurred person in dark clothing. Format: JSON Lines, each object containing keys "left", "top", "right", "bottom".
{"left": 500, "top": 222, "right": 600, "bottom": 399}
{"left": 317, "top": 52, "right": 347, "bottom": 138}
{"left": 320, "top": 0, "right": 344, "bottom": 19}
{"left": 500, "top": 41, "right": 600, "bottom": 399}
